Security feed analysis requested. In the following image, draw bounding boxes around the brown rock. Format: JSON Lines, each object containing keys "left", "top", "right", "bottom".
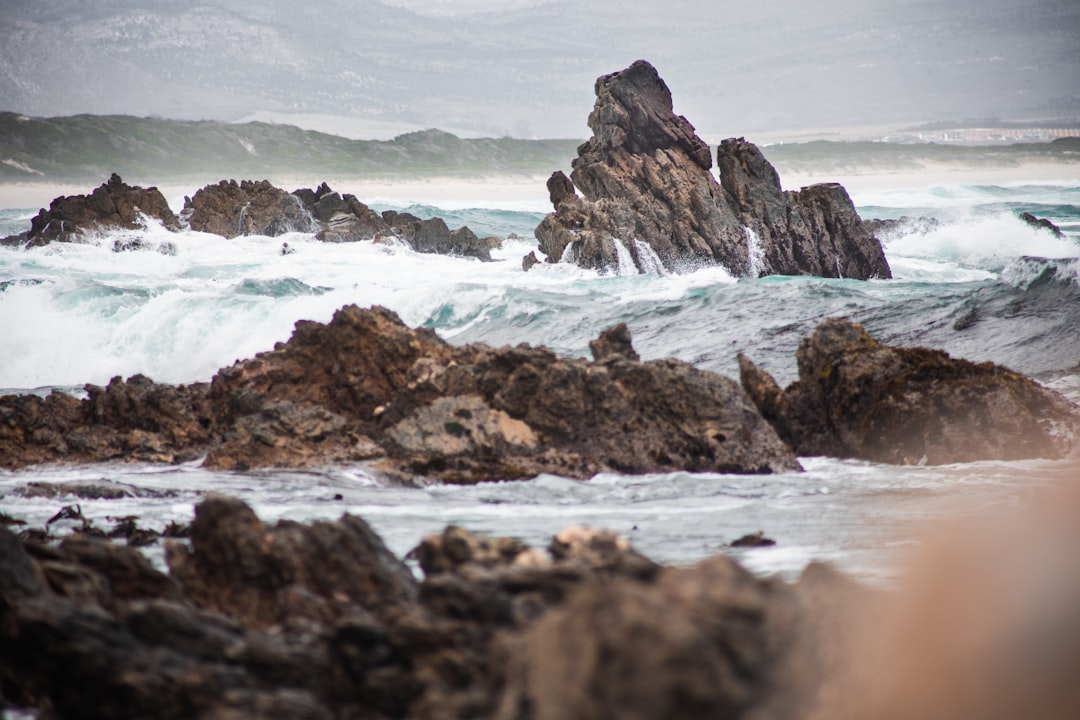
{"left": 588, "top": 322, "right": 640, "bottom": 362}
{"left": 522, "top": 250, "right": 540, "bottom": 271}
{"left": 740, "top": 318, "right": 1080, "bottom": 464}
{"left": 534, "top": 61, "right": 889, "bottom": 280}
{"left": 184, "top": 179, "right": 317, "bottom": 238}
{"left": 1, "top": 174, "right": 179, "bottom": 248}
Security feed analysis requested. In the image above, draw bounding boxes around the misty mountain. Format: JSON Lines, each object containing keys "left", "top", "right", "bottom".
{"left": 0, "top": 0, "right": 1077, "bottom": 138}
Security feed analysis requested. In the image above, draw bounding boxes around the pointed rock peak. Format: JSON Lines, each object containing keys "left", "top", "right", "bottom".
{"left": 586, "top": 59, "right": 712, "bottom": 170}
{"left": 717, "top": 137, "right": 782, "bottom": 195}
{"left": 107, "top": 172, "right": 124, "bottom": 187}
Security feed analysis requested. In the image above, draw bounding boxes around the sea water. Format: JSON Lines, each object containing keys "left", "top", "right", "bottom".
{"left": 1, "top": 180, "right": 1078, "bottom": 581}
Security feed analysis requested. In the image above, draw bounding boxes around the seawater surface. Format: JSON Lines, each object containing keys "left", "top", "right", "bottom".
{"left": 1, "top": 178, "right": 1079, "bottom": 580}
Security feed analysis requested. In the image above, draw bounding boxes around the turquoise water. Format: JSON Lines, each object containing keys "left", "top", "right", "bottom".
{"left": 0, "top": 179, "right": 1078, "bottom": 579}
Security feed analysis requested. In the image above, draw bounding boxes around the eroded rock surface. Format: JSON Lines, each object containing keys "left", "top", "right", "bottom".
{"left": 0, "top": 174, "right": 179, "bottom": 248}
{"left": 0, "top": 497, "right": 864, "bottom": 720}
{"left": 184, "top": 179, "right": 318, "bottom": 237}
{"left": 739, "top": 318, "right": 1080, "bottom": 464}
{"left": 534, "top": 60, "right": 890, "bottom": 279}
{"left": 0, "top": 306, "right": 798, "bottom": 479}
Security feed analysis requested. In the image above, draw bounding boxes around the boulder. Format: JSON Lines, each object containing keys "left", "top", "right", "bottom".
{"left": 183, "top": 179, "right": 317, "bottom": 238}
{"left": 739, "top": 318, "right": 1080, "bottom": 464}
{"left": 293, "top": 182, "right": 392, "bottom": 242}
{"left": 0, "top": 174, "right": 179, "bottom": 248}
{"left": 383, "top": 210, "right": 494, "bottom": 260}
{"left": 534, "top": 60, "right": 890, "bottom": 279}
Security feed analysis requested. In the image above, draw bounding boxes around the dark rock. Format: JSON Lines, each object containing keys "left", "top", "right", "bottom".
{"left": 717, "top": 139, "right": 892, "bottom": 279}
{"left": 730, "top": 531, "right": 776, "bottom": 548}
{"left": 383, "top": 211, "right": 493, "bottom": 261}
{"left": 522, "top": 250, "right": 540, "bottom": 271}
{"left": 13, "top": 480, "right": 170, "bottom": 500}
{"left": 740, "top": 318, "right": 1080, "bottom": 464}
{"left": 588, "top": 322, "right": 640, "bottom": 362}
{"left": 493, "top": 556, "right": 803, "bottom": 720}
{"left": 166, "top": 494, "right": 418, "bottom": 630}
{"left": 863, "top": 215, "right": 940, "bottom": 240}
{"left": 184, "top": 179, "right": 317, "bottom": 238}
{"left": 0, "top": 174, "right": 179, "bottom": 248}
{"left": 534, "top": 61, "right": 890, "bottom": 280}
{"left": 1018, "top": 211, "right": 1065, "bottom": 238}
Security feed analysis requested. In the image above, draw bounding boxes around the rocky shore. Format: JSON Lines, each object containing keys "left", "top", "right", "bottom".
{"left": 1, "top": 177, "right": 499, "bottom": 261}
{"left": 534, "top": 61, "right": 891, "bottom": 279}
{"left": 1, "top": 307, "right": 1076, "bottom": 477}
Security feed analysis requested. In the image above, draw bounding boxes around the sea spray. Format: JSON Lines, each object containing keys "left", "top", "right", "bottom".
{"left": 744, "top": 226, "right": 765, "bottom": 278}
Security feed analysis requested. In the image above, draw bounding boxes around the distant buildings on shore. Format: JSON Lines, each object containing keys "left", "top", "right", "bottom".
{"left": 878, "top": 127, "right": 1080, "bottom": 144}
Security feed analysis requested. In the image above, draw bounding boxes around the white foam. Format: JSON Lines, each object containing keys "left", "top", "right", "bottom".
{"left": 613, "top": 239, "right": 638, "bottom": 276}
{"left": 744, "top": 226, "right": 765, "bottom": 278}
{"left": 634, "top": 240, "right": 667, "bottom": 276}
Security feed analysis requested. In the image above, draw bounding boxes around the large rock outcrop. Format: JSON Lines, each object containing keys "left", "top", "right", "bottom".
{"left": 0, "top": 306, "right": 799, "bottom": 479}
{"left": 0, "top": 495, "right": 863, "bottom": 720}
{"left": 0, "top": 174, "right": 179, "bottom": 248}
{"left": 738, "top": 318, "right": 1080, "bottom": 464}
{"left": 534, "top": 60, "right": 891, "bottom": 279}
{"left": 183, "top": 179, "right": 318, "bottom": 237}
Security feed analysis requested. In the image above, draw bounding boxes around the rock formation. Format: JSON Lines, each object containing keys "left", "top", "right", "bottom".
{"left": 0, "top": 305, "right": 799, "bottom": 479}
{"left": 1018, "top": 211, "right": 1065, "bottom": 238}
{"left": 534, "top": 60, "right": 891, "bottom": 279}
{"left": 739, "top": 318, "right": 1080, "bottom": 464}
{"left": 0, "top": 494, "right": 862, "bottom": 720}
{"left": 0, "top": 174, "right": 179, "bottom": 248}
{"left": 183, "top": 179, "right": 318, "bottom": 237}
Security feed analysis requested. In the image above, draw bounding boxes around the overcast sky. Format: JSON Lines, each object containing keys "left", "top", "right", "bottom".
{"left": 0, "top": 0, "right": 1077, "bottom": 139}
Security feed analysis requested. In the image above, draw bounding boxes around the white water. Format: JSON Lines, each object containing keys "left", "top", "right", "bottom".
{"left": 744, "top": 225, "right": 765, "bottom": 278}
{"left": 1, "top": 180, "right": 1079, "bottom": 581}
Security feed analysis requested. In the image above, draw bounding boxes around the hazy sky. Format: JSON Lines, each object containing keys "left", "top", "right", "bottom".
{"left": 0, "top": 0, "right": 1077, "bottom": 139}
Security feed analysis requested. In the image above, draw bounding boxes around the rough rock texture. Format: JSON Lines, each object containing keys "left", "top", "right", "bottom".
{"left": 739, "top": 318, "right": 1080, "bottom": 464}
{"left": 382, "top": 210, "right": 498, "bottom": 261}
{"left": 717, "top": 139, "right": 891, "bottom": 279}
{"left": 183, "top": 179, "right": 318, "bottom": 238}
{"left": 294, "top": 182, "right": 392, "bottom": 243}
{"left": 0, "top": 174, "right": 179, "bottom": 248}
{"left": 0, "top": 497, "right": 865, "bottom": 720}
{"left": 0, "top": 375, "right": 211, "bottom": 468}
{"left": 534, "top": 60, "right": 890, "bottom": 279}
{"left": 0, "top": 306, "right": 798, "bottom": 479}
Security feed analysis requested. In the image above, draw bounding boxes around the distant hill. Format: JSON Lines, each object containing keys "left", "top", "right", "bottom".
{"left": 0, "top": 113, "right": 582, "bottom": 183}
{"left": 1, "top": 113, "right": 1078, "bottom": 186}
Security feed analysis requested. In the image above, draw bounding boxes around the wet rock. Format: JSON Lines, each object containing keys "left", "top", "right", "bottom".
{"left": 740, "top": 318, "right": 1080, "bottom": 464}
{"left": 522, "top": 250, "right": 540, "bottom": 271}
{"left": 717, "top": 139, "right": 892, "bottom": 279}
{"left": 413, "top": 525, "right": 537, "bottom": 577}
{"left": 863, "top": 215, "right": 940, "bottom": 240}
{"left": 13, "top": 479, "right": 171, "bottom": 500}
{"left": 730, "top": 531, "right": 776, "bottom": 548}
{"left": 383, "top": 210, "right": 494, "bottom": 260}
{"left": 184, "top": 179, "right": 317, "bottom": 238}
{"left": 1018, "top": 211, "right": 1065, "bottom": 238}
{"left": 293, "top": 183, "right": 392, "bottom": 243}
{"left": 0, "top": 173, "right": 179, "bottom": 248}
{"left": 534, "top": 60, "right": 889, "bottom": 280}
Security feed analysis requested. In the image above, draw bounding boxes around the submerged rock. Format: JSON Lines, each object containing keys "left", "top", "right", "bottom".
{"left": 739, "top": 318, "right": 1080, "bottom": 464}
{"left": 534, "top": 60, "right": 890, "bottom": 279}
{"left": 1018, "top": 211, "right": 1065, "bottom": 238}
{"left": 0, "top": 173, "right": 179, "bottom": 248}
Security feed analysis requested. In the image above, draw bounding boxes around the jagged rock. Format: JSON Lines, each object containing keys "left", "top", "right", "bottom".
{"left": 1018, "top": 211, "right": 1065, "bottom": 238}
{"left": 184, "top": 179, "right": 317, "bottom": 238}
{"left": 0, "top": 174, "right": 179, "bottom": 248}
{"left": 534, "top": 60, "right": 890, "bottom": 280}
{"left": 717, "top": 139, "right": 891, "bottom": 279}
{"left": 588, "top": 322, "right": 640, "bottom": 362}
{"left": 522, "top": 250, "right": 540, "bottom": 271}
{"left": 382, "top": 210, "right": 493, "bottom": 260}
{"left": 739, "top": 318, "right": 1080, "bottom": 464}
{"left": 293, "top": 182, "right": 392, "bottom": 242}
